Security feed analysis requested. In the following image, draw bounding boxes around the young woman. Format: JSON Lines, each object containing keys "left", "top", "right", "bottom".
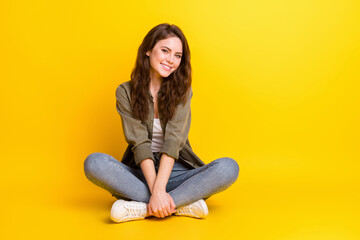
{"left": 84, "top": 23, "right": 239, "bottom": 223}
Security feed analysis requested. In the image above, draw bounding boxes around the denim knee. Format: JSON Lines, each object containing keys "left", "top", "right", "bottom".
{"left": 84, "top": 152, "right": 106, "bottom": 180}
{"left": 213, "top": 157, "right": 240, "bottom": 184}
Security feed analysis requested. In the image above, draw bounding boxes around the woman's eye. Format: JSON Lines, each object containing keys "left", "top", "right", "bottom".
{"left": 162, "top": 49, "right": 168, "bottom": 53}
{"left": 176, "top": 55, "right": 182, "bottom": 58}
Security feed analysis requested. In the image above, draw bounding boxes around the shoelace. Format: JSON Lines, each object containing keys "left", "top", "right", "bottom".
{"left": 177, "top": 204, "right": 198, "bottom": 217}
{"left": 124, "top": 204, "right": 146, "bottom": 217}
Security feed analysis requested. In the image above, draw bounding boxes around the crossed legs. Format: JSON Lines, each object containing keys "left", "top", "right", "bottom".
{"left": 84, "top": 152, "right": 239, "bottom": 208}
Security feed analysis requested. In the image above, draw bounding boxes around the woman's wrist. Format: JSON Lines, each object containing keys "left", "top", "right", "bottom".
{"left": 152, "top": 182, "right": 167, "bottom": 193}
{"left": 153, "top": 154, "right": 175, "bottom": 193}
{"left": 140, "top": 159, "right": 157, "bottom": 194}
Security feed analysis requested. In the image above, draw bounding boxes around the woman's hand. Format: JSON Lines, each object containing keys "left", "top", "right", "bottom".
{"left": 147, "top": 153, "right": 176, "bottom": 218}
{"left": 148, "top": 190, "right": 176, "bottom": 218}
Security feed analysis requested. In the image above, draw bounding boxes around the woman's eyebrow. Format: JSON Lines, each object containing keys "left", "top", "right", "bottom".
{"left": 161, "top": 46, "right": 182, "bottom": 54}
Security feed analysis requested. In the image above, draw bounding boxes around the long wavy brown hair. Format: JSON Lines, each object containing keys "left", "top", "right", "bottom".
{"left": 130, "top": 23, "right": 192, "bottom": 124}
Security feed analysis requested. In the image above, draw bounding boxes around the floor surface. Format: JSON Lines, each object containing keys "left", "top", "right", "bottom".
{"left": 3, "top": 155, "right": 359, "bottom": 240}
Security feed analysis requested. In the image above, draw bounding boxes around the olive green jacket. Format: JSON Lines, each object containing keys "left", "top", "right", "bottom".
{"left": 115, "top": 80, "right": 206, "bottom": 169}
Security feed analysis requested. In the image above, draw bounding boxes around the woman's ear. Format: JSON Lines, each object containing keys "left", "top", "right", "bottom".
{"left": 146, "top": 51, "right": 150, "bottom": 56}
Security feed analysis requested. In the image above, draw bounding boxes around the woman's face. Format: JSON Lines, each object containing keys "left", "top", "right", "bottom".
{"left": 146, "top": 36, "right": 183, "bottom": 80}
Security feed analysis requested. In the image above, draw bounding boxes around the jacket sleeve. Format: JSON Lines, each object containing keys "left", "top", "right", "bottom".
{"left": 160, "top": 87, "right": 193, "bottom": 160}
{"left": 115, "top": 84, "right": 154, "bottom": 166}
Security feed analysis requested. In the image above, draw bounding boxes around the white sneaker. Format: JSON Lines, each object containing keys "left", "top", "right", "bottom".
{"left": 110, "top": 199, "right": 147, "bottom": 223}
{"left": 175, "top": 199, "right": 209, "bottom": 218}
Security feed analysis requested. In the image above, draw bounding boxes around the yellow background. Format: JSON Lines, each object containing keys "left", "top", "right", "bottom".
{"left": 1, "top": 0, "right": 359, "bottom": 239}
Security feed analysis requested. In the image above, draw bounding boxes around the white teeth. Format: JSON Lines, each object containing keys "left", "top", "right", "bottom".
{"left": 161, "top": 64, "right": 171, "bottom": 70}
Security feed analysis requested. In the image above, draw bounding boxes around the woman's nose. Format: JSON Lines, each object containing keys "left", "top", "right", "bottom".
{"left": 166, "top": 55, "right": 174, "bottom": 63}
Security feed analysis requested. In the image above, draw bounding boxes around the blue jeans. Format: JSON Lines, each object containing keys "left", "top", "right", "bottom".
{"left": 84, "top": 152, "right": 239, "bottom": 207}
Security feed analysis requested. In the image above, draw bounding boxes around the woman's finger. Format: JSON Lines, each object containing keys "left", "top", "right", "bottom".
{"left": 163, "top": 206, "right": 170, "bottom": 217}
{"left": 166, "top": 200, "right": 174, "bottom": 215}
{"left": 165, "top": 204, "right": 171, "bottom": 216}
{"left": 153, "top": 210, "right": 160, "bottom": 218}
{"left": 170, "top": 197, "right": 176, "bottom": 212}
{"left": 162, "top": 203, "right": 170, "bottom": 217}
{"left": 159, "top": 209, "right": 165, "bottom": 218}
{"left": 167, "top": 193, "right": 176, "bottom": 212}
{"left": 148, "top": 206, "right": 153, "bottom": 216}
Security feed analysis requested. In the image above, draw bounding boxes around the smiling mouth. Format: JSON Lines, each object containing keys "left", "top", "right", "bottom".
{"left": 161, "top": 63, "right": 172, "bottom": 71}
